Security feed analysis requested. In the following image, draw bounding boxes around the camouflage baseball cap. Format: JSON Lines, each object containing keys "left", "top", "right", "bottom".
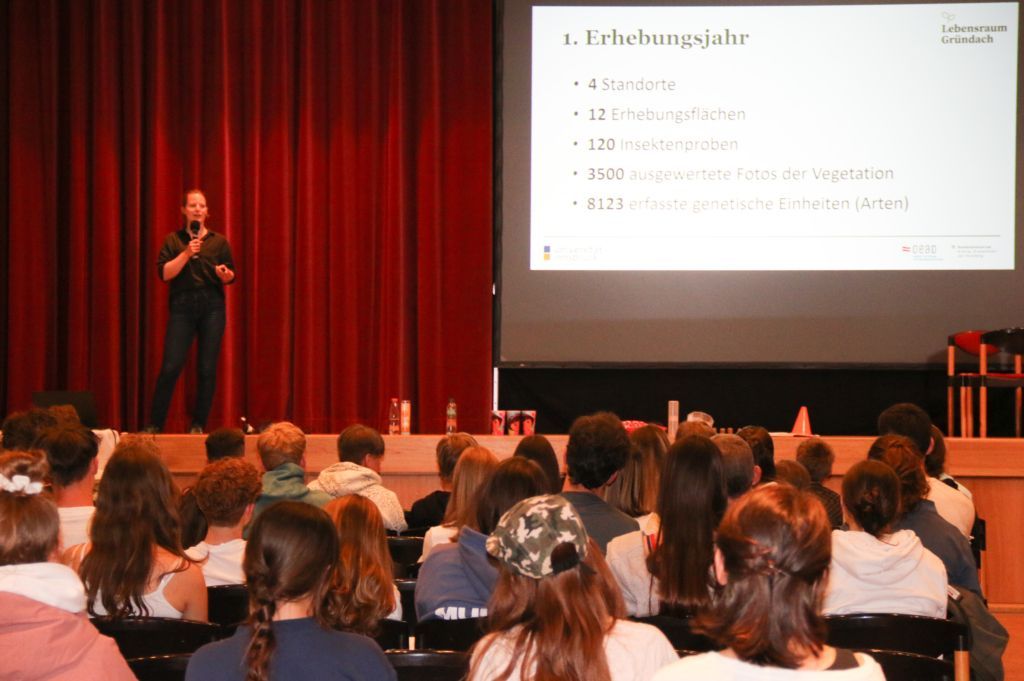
{"left": 486, "top": 494, "right": 589, "bottom": 579}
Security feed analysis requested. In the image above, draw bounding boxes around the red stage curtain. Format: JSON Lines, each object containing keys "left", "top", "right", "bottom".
{"left": 1, "top": 0, "right": 493, "bottom": 434}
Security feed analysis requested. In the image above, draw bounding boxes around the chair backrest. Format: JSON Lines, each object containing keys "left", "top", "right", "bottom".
{"left": 388, "top": 536, "right": 425, "bottom": 578}
{"left": 127, "top": 653, "right": 192, "bottom": 681}
{"left": 386, "top": 650, "right": 469, "bottom": 681}
{"left": 90, "top": 617, "right": 221, "bottom": 659}
{"left": 414, "top": 617, "right": 487, "bottom": 652}
{"left": 825, "top": 613, "right": 967, "bottom": 659}
{"left": 394, "top": 578, "right": 417, "bottom": 626}
{"left": 207, "top": 584, "right": 249, "bottom": 632}
{"left": 861, "top": 649, "right": 955, "bottom": 681}
{"left": 981, "top": 328, "right": 1024, "bottom": 356}
{"left": 630, "top": 615, "right": 717, "bottom": 653}
{"left": 374, "top": 617, "right": 410, "bottom": 649}
{"left": 948, "top": 331, "right": 997, "bottom": 359}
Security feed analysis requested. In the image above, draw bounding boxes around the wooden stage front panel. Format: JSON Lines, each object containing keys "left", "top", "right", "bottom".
{"left": 154, "top": 433, "right": 1024, "bottom": 607}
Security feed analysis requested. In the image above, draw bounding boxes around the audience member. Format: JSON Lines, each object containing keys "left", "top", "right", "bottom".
{"left": 513, "top": 434, "right": 563, "bottom": 494}
{"left": 653, "top": 485, "right": 885, "bottom": 680}
{"left": 186, "top": 502, "right": 395, "bottom": 681}
{"left": 607, "top": 424, "right": 669, "bottom": 532}
{"left": 253, "top": 421, "right": 330, "bottom": 520}
{"left": 736, "top": 425, "right": 776, "bottom": 484}
{"left": 869, "top": 434, "right": 981, "bottom": 595}
{"left": 927, "top": 424, "right": 972, "bottom": 499}
{"left": 468, "top": 495, "right": 678, "bottom": 681}
{"left": 309, "top": 424, "right": 406, "bottom": 532}
{"left": 607, "top": 435, "right": 727, "bottom": 617}
{"left": 0, "top": 450, "right": 135, "bottom": 680}
{"left": 878, "top": 403, "right": 974, "bottom": 537}
{"left": 325, "top": 495, "right": 401, "bottom": 632}
{"left": 775, "top": 459, "right": 811, "bottom": 490}
{"left": 797, "top": 437, "right": 843, "bottom": 529}
{"left": 67, "top": 436, "right": 207, "bottom": 620}
{"left": 186, "top": 457, "right": 262, "bottom": 586}
{"left": 675, "top": 419, "right": 715, "bottom": 440}
{"left": 416, "top": 457, "right": 548, "bottom": 620}
{"left": 1, "top": 408, "right": 58, "bottom": 451}
{"left": 825, "top": 460, "right": 947, "bottom": 617}
{"left": 712, "top": 434, "right": 756, "bottom": 500}
{"left": 420, "top": 446, "right": 499, "bottom": 562}
{"left": 32, "top": 425, "right": 99, "bottom": 548}
{"left": 562, "top": 412, "right": 639, "bottom": 552}
{"left": 180, "top": 427, "right": 247, "bottom": 548}
{"left": 406, "top": 433, "right": 478, "bottom": 529}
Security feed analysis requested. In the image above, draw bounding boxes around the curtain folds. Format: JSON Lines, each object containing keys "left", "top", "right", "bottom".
{"left": 2, "top": 0, "right": 494, "bottom": 433}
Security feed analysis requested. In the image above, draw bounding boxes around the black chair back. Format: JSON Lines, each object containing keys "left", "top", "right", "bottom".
{"left": 414, "top": 617, "right": 487, "bottom": 652}
{"left": 207, "top": 584, "right": 249, "bottom": 634}
{"left": 824, "top": 613, "right": 967, "bottom": 659}
{"left": 395, "top": 578, "right": 417, "bottom": 626}
{"left": 862, "top": 649, "right": 955, "bottom": 681}
{"left": 388, "top": 536, "right": 424, "bottom": 578}
{"left": 91, "top": 617, "right": 221, "bottom": 658}
{"left": 374, "top": 618, "right": 410, "bottom": 649}
{"left": 630, "top": 615, "right": 717, "bottom": 653}
{"left": 128, "top": 654, "right": 192, "bottom": 681}
{"left": 386, "top": 650, "right": 469, "bottom": 681}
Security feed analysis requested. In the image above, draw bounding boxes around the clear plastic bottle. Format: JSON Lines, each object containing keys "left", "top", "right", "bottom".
{"left": 445, "top": 398, "right": 457, "bottom": 434}
{"left": 388, "top": 398, "right": 400, "bottom": 435}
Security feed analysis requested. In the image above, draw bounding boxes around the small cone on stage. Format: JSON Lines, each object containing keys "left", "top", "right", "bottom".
{"left": 791, "top": 406, "right": 812, "bottom": 436}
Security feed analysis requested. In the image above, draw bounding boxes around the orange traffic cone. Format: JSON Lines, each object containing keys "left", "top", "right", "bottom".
{"left": 791, "top": 406, "right": 812, "bottom": 437}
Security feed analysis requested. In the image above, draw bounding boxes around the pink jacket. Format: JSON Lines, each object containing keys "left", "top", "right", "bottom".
{"left": 0, "top": 592, "right": 136, "bottom": 680}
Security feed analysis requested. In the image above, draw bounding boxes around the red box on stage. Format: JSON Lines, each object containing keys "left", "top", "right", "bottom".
{"left": 490, "top": 410, "right": 506, "bottom": 435}
{"left": 521, "top": 410, "right": 536, "bottom": 435}
{"left": 506, "top": 410, "right": 521, "bottom": 435}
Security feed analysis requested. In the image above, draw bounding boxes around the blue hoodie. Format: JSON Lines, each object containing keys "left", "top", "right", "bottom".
{"left": 414, "top": 527, "right": 496, "bottom": 621}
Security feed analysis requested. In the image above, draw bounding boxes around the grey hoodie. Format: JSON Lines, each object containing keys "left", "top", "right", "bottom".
{"left": 308, "top": 462, "right": 407, "bottom": 532}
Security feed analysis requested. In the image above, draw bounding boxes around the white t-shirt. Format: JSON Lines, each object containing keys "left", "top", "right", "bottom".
{"left": 652, "top": 651, "right": 885, "bottom": 681}
{"left": 471, "top": 619, "right": 678, "bottom": 681}
{"left": 607, "top": 529, "right": 659, "bottom": 617}
{"left": 187, "top": 539, "right": 246, "bottom": 586}
{"left": 419, "top": 525, "right": 458, "bottom": 562}
{"left": 58, "top": 506, "right": 95, "bottom": 551}
{"left": 926, "top": 477, "right": 975, "bottom": 538}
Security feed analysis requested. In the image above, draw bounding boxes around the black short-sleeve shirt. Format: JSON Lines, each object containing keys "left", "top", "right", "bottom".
{"left": 157, "top": 228, "right": 236, "bottom": 299}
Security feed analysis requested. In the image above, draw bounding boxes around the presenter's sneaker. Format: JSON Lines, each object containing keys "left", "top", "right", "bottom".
{"left": 188, "top": 424, "right": 204, "bottom": 435}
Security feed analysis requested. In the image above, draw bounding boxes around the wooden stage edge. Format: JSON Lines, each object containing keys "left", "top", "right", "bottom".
{"left": 153, "top": 433, "right": 1024, "bottom": 606}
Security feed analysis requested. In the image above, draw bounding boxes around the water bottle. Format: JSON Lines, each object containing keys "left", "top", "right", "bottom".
{"left": 388, "top": 398, "right": 400, "bottom": 435}
{"left": 445, "top": 398, "right": 457, "bottom": 434}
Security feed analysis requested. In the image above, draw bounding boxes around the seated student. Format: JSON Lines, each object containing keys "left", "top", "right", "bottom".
{"left": 607, "top": 435, "right": 727, "bottom": 617}
{"left": 325, "top": 495, "right": 401, "bottom": 631}
{"left": 607, "top": 424, "right": 669, "bottom": 533}
{"left": 309, "top": 424, "right": 406, "bottom": 532}
{"left": 420, "top": 446, "right": 499, "bottom": 562}
{"left": 416, "top": 457, "right": 548, "bottom": 621}
{"left": 798, "top": 437, "right": 844, "bottom": 529}
{"left": 180, "top": 427, "right": 247, "bottom": 548}
{"left": 32, "top": 425, "right": 100, "bottom": 549}
{"left": 186, "top": 502, "right": 395, "bottom": 681}
{"left": 928, "top": 424, "right": 972, "bottom": 500}
{"left": 825, "top": 460, "right": 947, "bottom": 618}
{"left": 1, "top": 408, "right": 58, "bottom": 451}
{"left": 468, "top": 495, "right": 678, "bottom": 681}
{"left": 0, "top": 451, "right": 135, "bottom": 680}
{"left": 513, "top": 435, "right": 563, "bottom": 494}
{"left": 869, "top": 435, "right": 981, "bottom": 595}
{"left": 253, "top": 421, "right": 330, "bottom": 520}
{"left": 653, "top": 486, "right": 885, "bottom": 681}
{"left": 406, "top": 432, "right": 478, "bottom": 530}
{"left": 736, "top": 425, "right": 776, "bottom": 486}
{"left": 775, "top": 459, "right": 811, "bottom": 490}
{"left": 712, "top": 434, "right": 757, "bottom": 502}
{"left": 186, "top": 458, "right": 262, "bottom": 586}
{"left": 63, "top": 436, "right": 207, "bottom": 620}
{"left": 561, "top": 412, "right": 639, "bottom": 553}
{"left": 878, "top": 403, "right": 974, "bottom": 537}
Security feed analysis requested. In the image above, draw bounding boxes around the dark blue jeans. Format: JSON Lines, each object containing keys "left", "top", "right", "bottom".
{"left": 149, "top": 288, "right": 226, "bottom": 429}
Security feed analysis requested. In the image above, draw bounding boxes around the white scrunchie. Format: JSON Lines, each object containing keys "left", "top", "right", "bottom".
{"left": 0, "top": 474, "right": 43, "bottom": 495}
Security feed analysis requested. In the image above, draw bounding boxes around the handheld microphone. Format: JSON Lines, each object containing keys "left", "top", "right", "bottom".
{"left": 189, "top": 221, "right": 200, "bottom": 260}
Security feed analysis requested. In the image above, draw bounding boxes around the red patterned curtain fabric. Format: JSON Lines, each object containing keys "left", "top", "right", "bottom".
{"left": 1, "top": 0, "right": 493, "bottom": 433}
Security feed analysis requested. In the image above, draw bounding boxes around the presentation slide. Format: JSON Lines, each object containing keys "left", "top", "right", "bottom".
{"left": 530, "top": 3, "right": 1018, "bottom": 271}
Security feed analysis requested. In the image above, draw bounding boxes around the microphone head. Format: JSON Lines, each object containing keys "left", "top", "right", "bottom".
{"left": 189, "top": 220, "right": 200, "bottom": 236}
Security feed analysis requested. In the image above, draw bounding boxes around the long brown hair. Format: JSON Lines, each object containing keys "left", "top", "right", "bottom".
{"left": 324, "top": 495, "right": 395, "bottom": 634}
{"left": 442, "top": 446, "right": 499, "bottom": 528}
{"left": 79, "top": 437, "right": 191, "bottom": 617}
{"left": 695, "top": 485, "right": 832, "bottom": 668}
{"left": 468, "top": 539, "right": 624, "bottom": 681}
{"left": 607, "top": 425, "right": 668, "bottom": 517}
{"left": 244, "top": 502, "right": 339, "bottom": 681}
{"left": 647, "top": 435, "right": 727, "bottom": 615}
{"left": 0, "top": 451, "right": 58, "bottom": 565}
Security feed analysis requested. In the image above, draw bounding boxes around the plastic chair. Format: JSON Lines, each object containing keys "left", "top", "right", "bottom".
{"left": 207, "top": 584, "right": 249, "bottom": 634}
{"left": 90, "top": 617, "right": 221, "bottom": 658}
{"left": 860, "top": 649, "right": 955, "bottom": 681}
{"left": 414, "top": 617, "right": 487, "bottom": 652}
{"left": 386, "top": 650, "right": 469, "bottom": 681}
{"left": 825, "top": 613, "right": 968, "bottom": 680}
{"left": 127, "top": 654, "right": 191, "bottom": 681}
{"left": 629, "top": 615, "right": 717, "bottom": 653}
{"left": 395, "top": 578, "right": 417, "bottom": 626}
{"left": 374, "top": 618, "right": 410, "bottom": 649}
{"left": 947, "top": 331, "right": 996, "bottom": 436}
{"left": 978, "top": 328, "right": 1024, "bottom": 437}
{"left": 388, "top": 536, "right": 425, "bottom": 578}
